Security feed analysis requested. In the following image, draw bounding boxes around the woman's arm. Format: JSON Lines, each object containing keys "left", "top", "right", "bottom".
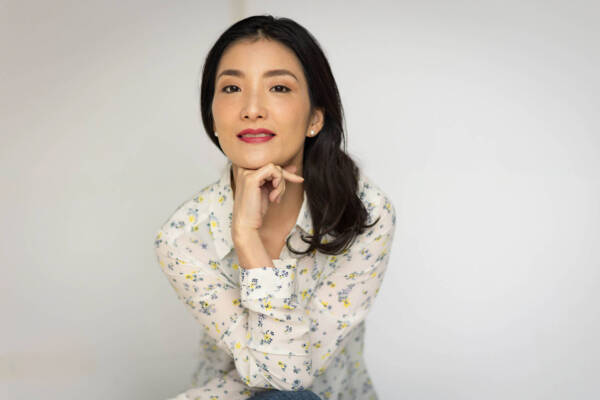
{"left": 154, "top": 228, "right": 313, "bottom": 391}
{"left": 305, "top": 195, "right": 397, "bottom": 376}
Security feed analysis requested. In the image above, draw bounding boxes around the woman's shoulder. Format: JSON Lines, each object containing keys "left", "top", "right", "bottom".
{"left": 154, "top": 177, "right": 220, "bottom": 240}
{"left": 357, "top": 169, "right": 396, "bottom": 226}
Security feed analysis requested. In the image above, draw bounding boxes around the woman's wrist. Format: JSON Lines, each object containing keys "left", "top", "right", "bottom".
{"left": 232, "top": 226, "right": 258, "bottom": 243}
{"left": 232, "top": 228, "right": 274, "bottom": 270}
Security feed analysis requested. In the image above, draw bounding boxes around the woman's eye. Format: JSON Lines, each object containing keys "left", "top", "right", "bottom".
{"left": 222, "top": 85, "right": 239, "bottom": 93}
{"left": 272, "top": 85, "right": 290, "bottom": 93}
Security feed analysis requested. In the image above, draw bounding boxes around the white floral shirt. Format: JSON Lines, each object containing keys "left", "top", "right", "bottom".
{"left": 153, "top": 160, "right": 397, "bottom": 400}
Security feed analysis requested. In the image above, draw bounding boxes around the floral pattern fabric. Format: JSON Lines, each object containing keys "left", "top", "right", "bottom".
{"left": 153, "top": 160, "right": 397, "bottom": 400}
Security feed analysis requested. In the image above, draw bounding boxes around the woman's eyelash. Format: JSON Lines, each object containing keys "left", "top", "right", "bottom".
{"left": 221, "top": 85, "right": 290, "bottom": 93}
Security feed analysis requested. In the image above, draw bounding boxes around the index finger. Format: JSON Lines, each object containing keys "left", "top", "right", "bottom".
{"left": 281, "top": 168, "right": 304, "bottom": 182}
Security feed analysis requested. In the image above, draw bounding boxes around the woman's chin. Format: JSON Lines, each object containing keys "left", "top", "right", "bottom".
{"left": 233, "top": 158, "right": 278, "bottom": 170}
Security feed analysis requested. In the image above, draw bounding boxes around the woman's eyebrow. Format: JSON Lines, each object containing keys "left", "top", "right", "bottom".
{"left": 217, "top": 68, "right": 298, "bottom": 82}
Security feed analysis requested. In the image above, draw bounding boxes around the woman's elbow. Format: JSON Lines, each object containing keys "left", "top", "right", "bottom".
{"left": 248, "top": 361, "right": 315, "bottom": 391}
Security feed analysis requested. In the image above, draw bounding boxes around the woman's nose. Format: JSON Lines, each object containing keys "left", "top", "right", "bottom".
{"left": 241, "top": 89, "right": 267, "bottom": 120}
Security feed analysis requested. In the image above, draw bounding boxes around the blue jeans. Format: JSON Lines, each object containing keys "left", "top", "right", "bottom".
{"left": 246, "top": 389, "right": 321, "bottom": 400}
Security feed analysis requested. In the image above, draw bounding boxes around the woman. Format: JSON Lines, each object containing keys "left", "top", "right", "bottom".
{"left": 154, "top": 15, "right": 396, "bottom": 400}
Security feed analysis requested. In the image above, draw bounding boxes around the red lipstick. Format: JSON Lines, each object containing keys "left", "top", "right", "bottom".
{"left": 237, "top": 128, "right": 276, "bottom": 143}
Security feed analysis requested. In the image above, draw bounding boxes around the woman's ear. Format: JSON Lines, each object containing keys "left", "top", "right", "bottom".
{"left": 308, "top": 107, "right": 325, "bottom": 137}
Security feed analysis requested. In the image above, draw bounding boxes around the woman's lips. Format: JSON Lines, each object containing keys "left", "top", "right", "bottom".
{"left": 238, "top": 134, "right": 275, "bottom": 143}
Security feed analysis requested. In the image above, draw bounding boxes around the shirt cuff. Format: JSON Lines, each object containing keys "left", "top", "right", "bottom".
{"left": 238, "top": 258, "right": 309, "bottom": 356}
{"left": 239, "top": 258, "right": 299, "bottom": 307}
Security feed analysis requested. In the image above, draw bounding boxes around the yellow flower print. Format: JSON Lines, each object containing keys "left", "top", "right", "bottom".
{"left": 209, "top": 261, "right": 218, "bottom": 269}
{"left": 235, "top": 342, "right": 241, "bottom": 349}
{"left": 264, "top": 300, "right": 272, "bottom": 311}
{"left": 355, "top": 361, "right": 360, "bottom": 368}
{"left": 232, "top": 263, "right": 239, "bottom": 270}
{"left": 343, "top": 299, "right": 350, "bottom": 307}
{"left": 232, "top": 299, "right": 240, "bottom": 305}
{"left": 324, "top": 392, "right": 331, "bottom": 399}
{"left": 371, "top": 271, "right": 377, "bottom": 278}
{"left": 210, "top": 220, "right": 217, "bottom": 229}
{"left": 300, "top": 268, "right": 308, "bottom": 275}
{"left": 218, "top": 195, "right": 224, "bottom": 203}
{"left": 188, "top": 215, "right": 195, "bottom": 223}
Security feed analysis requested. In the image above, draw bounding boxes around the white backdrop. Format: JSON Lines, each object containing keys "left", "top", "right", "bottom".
{"left": 1, "top": 0, "right": 599, "bottom": 399}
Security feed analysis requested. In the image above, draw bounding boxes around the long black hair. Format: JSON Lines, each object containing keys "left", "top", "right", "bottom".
{"left": 199, "top": 14, "right": 379, "bottom": 256}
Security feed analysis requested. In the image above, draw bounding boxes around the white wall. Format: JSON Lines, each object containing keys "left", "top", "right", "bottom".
{"left": 1, "top": 0, "right": 598, "bottom": 399}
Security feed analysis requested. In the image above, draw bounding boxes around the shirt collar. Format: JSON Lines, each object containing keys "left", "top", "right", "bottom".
{"left": 209, "top": 160, "right": 314, "bottom": 260}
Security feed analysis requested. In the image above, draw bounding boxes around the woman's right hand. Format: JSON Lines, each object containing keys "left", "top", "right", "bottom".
{"left": 231, "top": 162, "right": 304, "bottom": 235}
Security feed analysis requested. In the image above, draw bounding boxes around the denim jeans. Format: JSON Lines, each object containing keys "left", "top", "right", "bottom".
{"left": 246, "top": 389, "right": 321, "bottom": 400}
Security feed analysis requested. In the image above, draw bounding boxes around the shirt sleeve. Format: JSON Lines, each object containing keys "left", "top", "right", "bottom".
{"left": 165, "top": 367, "right": 268, "bottom": 400}
{"left": 306, "top": 195, "right": 397, "bottom": 377}
{"left": 154, "top": 230, "right": 312, "bottom": 391}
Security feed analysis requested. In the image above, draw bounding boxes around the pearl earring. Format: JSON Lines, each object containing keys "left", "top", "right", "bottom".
{"left": 310, "top": 130, "right": 315, "bottom": 136}
{"left": 214, "top": 131, "right": 219, "bottom": 137}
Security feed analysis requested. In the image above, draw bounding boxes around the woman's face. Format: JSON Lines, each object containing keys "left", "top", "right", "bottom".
{"left": 212, "top": 38, "right": 323, "bottom": 171}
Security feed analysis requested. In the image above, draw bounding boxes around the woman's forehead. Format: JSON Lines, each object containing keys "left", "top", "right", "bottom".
{"left": 218, "top": 39, "right": 303, "bottom": 77}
